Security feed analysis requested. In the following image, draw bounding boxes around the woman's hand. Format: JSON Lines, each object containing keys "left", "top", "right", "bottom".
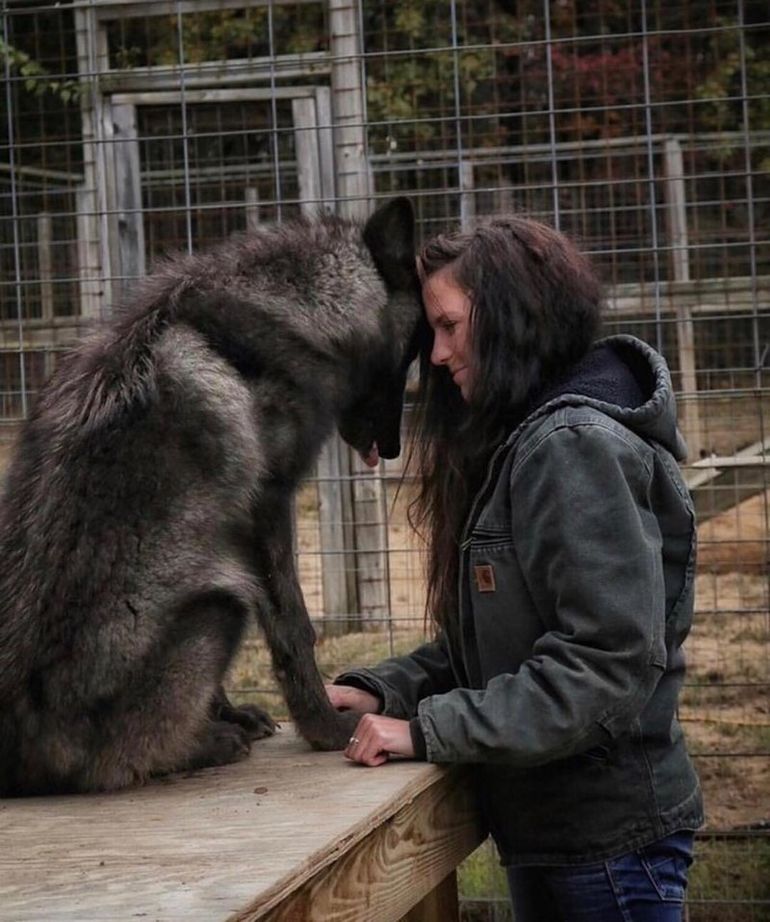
{"left": 325, "top": 684, "right": 381, "bottom": 714}
{"left": 344, "top": 714, "right": 415, "bottom": 767}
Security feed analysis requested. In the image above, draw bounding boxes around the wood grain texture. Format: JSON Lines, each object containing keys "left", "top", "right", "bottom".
{"left": 0, "top": 725, "right": 483, "bottom": 921}
{"left": 240, "top": 762, "right": 482, "bottom": 921}
{"left": 399, "top": 872, "right": 460, "bottom": 922}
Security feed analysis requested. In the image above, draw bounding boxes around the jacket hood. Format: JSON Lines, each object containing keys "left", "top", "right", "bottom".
{"left": 515, "top": 334, "right": 687, "bottom": 461}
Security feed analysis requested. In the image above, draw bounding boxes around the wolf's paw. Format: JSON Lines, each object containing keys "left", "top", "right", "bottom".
{"left": 191, "top": 721, "right": 252, "bottom": 769}
{"left": 305, "top": 710, "right": 361, "bottom": 752}
{"left": 222, "top": 703, "right": 279, "bottom": 741}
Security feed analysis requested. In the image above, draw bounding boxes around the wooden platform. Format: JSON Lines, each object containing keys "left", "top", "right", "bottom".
{"left": 0, "top": 725, "right": 485, "bottom": 921}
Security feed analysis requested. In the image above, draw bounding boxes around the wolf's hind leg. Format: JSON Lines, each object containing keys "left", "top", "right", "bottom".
{"left": 181, "top": 720, "right": 252, "bottom": 771}
{"left": 210, "top": 685, "right": 278, "bottom": 740}
{"left": 81, "top": 593, "right": 252, "bottom": 789}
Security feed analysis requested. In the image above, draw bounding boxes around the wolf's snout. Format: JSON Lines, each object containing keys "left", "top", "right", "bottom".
{"left": 359, "top": 442, "right": 380, "bottom": 467}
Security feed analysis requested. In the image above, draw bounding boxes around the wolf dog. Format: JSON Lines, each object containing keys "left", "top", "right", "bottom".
{"left": 0, "top": 198, "right": 422, "bottom": 794}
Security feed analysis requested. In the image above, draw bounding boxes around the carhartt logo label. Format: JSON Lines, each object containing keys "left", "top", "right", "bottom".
{"left": 474, "top": 564, "right": 496, "bottom": 592}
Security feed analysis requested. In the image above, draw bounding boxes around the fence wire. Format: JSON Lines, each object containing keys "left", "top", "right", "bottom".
{"left": 1, "top": 1, "right": 768, "bottom": 917}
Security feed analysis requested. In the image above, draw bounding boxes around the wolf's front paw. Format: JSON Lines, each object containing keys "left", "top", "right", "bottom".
{"left": 306, "top": 710, "right": 361, "bottom": 752}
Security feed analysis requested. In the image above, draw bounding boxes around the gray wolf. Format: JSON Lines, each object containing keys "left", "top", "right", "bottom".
{"left": 0, "top": 198, "right": 421, "bottom": 794}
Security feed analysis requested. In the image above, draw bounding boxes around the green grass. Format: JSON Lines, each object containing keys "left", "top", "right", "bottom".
{"left": 688, "top": 838, "right": 770, "bottom": 921}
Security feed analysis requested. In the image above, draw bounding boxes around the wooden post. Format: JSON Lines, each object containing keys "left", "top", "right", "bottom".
{"left": 292, "top": 96, "right": 323, "bottom": 212}
{"left": 36, "top": 213, "right": 53, "bottom": 321}
{"left": 74, "top": 4, "right": 112, "bottom": 315}
{"left": 245, "top": 187, "right": 261, "bottom": 231}
{"left": 350, "top": 453, "right": 390, "bottom": 630}
{"left": 664, "top": 137, "right": 702, "bottom": 460}
{"left": 293, "top": 95, "right": 358, "bottom": 634}
{"left": 315, "top": 86, "right": 336, "bottom": 208}
{"left": 315, "top": 438, "right": 359, "bottom": 636}
{"left": 111, "top": 102, "right": 146, "bottom": 303}
{"left": 459, "top": 161, "right": 475, "bottom": 230}
{"left": 663, "top": 138, "right": 690, "bottom": 285}
{"left": 329, "top": 0, "right": 370, "bottom": 220}
{"left": 329, "top": 1, "right": 390, "bottom": 629}
{"left": 398, "top": 872, "right": 460, "bottom": 922}
{"left": 76, "top": 184, "right": 104, "bottom": 318}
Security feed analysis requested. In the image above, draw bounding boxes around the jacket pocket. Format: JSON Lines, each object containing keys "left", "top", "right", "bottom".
{"left": 467, "top": 525, "right": 512, "bottom": 550}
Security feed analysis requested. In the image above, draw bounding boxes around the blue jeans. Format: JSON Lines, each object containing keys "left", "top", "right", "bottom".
{"left": 506, "top": 830, "right": 694, "bottom": 921}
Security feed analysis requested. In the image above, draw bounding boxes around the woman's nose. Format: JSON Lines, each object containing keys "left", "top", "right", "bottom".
{"left": 430, "top": 333, "right": 450, "bottom": 366}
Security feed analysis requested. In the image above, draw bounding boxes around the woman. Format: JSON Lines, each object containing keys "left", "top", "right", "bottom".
{"left": 326, "top": 216, "right": 703, "bottom": 921}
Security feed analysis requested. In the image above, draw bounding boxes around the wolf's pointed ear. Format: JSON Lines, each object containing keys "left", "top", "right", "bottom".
{"left": 363, "top": 197, "right": 417, "bottom": 292}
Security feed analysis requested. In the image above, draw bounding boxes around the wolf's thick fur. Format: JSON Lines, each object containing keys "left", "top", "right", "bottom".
{"left": 0, "top": 199, "right": 421, "bottom": 795}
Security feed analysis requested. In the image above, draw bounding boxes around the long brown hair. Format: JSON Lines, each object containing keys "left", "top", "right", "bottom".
{"left": 407, "top": 216, "right": 603, "bottom": 637}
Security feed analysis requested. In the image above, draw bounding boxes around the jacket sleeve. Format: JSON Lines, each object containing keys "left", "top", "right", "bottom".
{"left": 335, "top": 635, "right": 457, "bottom": 720}
{"left": 416, "top": 421, "right": 669, "bottom": 766}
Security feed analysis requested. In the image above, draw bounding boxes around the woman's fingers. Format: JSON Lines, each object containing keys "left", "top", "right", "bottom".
{"left": 324, "top": 684, "right": 381, "bottom": 714}
{"left": 344, "top": 714, "right": 415, "bottom": 766}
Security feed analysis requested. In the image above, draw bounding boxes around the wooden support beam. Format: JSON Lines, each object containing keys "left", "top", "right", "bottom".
{"left": 101, "top": 53, "right": 331, "bottom": 93}
{"left": 459, "top": 161, "right": 475, "bottom": 230}
{"left": 315, "top": 437, "right": 358, "bottom": 636}
{"left": 663, "top": 137, "right": 702, "bottom": 460}
{"left": 36, "top": 213, "right": 53, "bottom": 322}
{"left": 245, "top": 188, "right": 261, "bottom": 232}
{"left": 111, "top": 102, "right": 146, "bottom": 301}
{"left": 91, "top": 0, "right": 319, "bottom": 21}
{"left": 399, "top": 872, "right": 460, "bottom": 922}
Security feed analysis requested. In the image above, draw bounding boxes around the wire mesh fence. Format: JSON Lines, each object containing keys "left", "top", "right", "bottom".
{"left": 1, "top": 0, "right": 768, "bottom": 917}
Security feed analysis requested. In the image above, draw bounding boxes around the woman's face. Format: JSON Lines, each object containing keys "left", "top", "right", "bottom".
{"left": 422, "top": 266, "right": 474, "bottom": 402}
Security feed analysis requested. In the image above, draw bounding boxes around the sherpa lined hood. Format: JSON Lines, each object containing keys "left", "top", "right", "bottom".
{"left": 517, "top": 333, "right": 688, "bottom": 462}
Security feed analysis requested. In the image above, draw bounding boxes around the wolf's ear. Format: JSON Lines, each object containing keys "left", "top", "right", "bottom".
{"left": 363, "top": 197, "right": 417, "bottom": 292}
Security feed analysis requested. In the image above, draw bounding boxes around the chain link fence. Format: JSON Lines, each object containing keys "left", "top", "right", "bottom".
{"left": 1, "top": 1, "right": 768, "bottom": 917}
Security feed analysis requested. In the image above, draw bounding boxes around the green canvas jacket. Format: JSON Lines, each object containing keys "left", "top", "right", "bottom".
{"left": 337, "top": 335, "right": 704, "bottom": 865}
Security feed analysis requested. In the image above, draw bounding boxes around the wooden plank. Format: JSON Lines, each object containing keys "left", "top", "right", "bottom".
{"left": 238, "top": 757, "right": 482, "bottom": 921}
{"left": 93, "top": 0, "right": 319, "bottom": 21}
{"left": 101, "top": 54, "right": 331, "bottom": 93}
{"left": 111, "top": 87, "right": 316, "bottom": 107}
{"left": 0, "top": 726, "right": 483, "bottom": 922}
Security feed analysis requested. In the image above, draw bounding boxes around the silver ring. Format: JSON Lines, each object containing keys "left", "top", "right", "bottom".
{"left": 349, "top": 736, "right": 359, "bottom": 744}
